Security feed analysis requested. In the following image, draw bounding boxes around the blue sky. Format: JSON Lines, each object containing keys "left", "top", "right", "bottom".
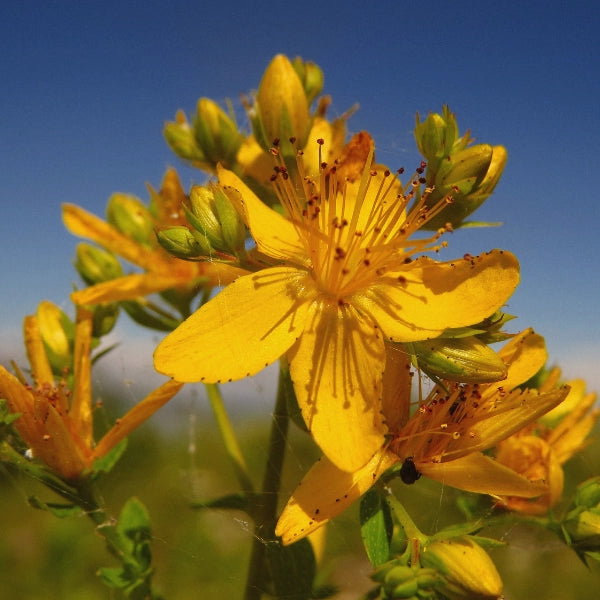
{"left": 2, "top": 0, "right": 599, "bottom": 394}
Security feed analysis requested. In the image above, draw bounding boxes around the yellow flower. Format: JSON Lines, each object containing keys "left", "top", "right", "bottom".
{"left": 275, "top": 329, "right": 569, "bottom": 544}
{"left": 155, "top": 133, "right": 520, "bottom": 473}
{"left": 495, "top": 371, "right": 598, "bottom": 514}
{"left": 0, "top": 303, "right": 183, "bottom": 480}
{"left": 62, "top": 168, "right": 247, "bottom": 306}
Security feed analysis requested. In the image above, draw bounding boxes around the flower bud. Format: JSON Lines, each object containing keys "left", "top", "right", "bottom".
{"left": 573, "top": 477, "right": 600, "bottom": 510}
{"left": 420, "top": 537, "right": 503, "bottom": 600}
{"left": 564, "top": 508, "right": 600, "bottom": 547}
{"left": 90, "top": 303, "right": 119, "bottom": 338}
{"left": 156, "top": 225, "right": 211, "bottom": 259}
{"left": 253, "top": 54, "right": 311, "bottom": 149}
{"left": 106, "top": 193, "right": 155, "bottom": 247}
{"left": 74, "top": 243, "right": 124, "bottom": 285}
{"left": 291, "top": 57, "right": 324, "bottom": 104}
{"left": 164, "top": 110, "right": 209, "bottom": 167}
{"left": 436, "top": 144, "right": 494, "bottom": 194}
{"left": 406, "top": 336, "right": 507, "bottom": 384}
{"left": 372, "top": 560, "right": 439, "bottom": 599}
{"left": 193, "top": 98, "right": 243, "bottom": 169}
{"left": 36, "top": 301, "right": 73, "bottom": 373}
{"left": 187, "top": 184, "right": 246, "bottom": 256}
{"left": 414, "top": 106, "right": 463, "bottom": 167}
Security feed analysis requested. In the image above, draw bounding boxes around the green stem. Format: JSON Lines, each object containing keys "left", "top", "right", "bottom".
{"left": 243, "top": 365, "right": 290, "bottom": 600}
{"left": 205, "top": 383, "right": 254, "bottom": 495}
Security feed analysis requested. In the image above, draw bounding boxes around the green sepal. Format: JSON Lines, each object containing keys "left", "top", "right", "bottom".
{"left": 92, "top": 438, "right": 128, "bottom": 478}
{"left": 360, "top": 488, "right": 393, "bottom": 567}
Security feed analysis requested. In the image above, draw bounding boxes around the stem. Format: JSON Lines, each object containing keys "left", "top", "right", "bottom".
{"left": 205, "top": 383, "right": 254, "bottom": 495}
{"left": 385, "top": 492, "right": 426, "bottom": 542}
{"left": 243, "top": 365, "right": 290, "bottom": 600}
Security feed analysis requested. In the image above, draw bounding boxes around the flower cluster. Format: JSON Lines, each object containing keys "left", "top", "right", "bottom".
{"left": 1, "top": 53, "right": 597, "bottom": 599}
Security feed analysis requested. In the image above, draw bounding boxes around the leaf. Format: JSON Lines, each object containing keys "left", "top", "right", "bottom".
{"left": 266, "top": 537, "right": 316, "bottom": 600}
{"left": 28, "top": 496, "right": 82, "bottom": 518}
{"left": 92, "top": 438, "right": 127, "bottom": 476}
{"left": 117, "top": 497, "right": 152, "bottom": 542}
{"left": 360, "top": 488, "right": 393, "bottom": 567}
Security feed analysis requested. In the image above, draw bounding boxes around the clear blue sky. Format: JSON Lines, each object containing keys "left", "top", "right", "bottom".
{"left": 2, "top": 1, "right": 599, "bottom": 392}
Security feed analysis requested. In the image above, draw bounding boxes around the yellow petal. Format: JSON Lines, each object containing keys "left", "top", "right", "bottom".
{"left": 154, "top": 267, "right": 315, "bottom": 382}
{"left": 0, "top": 366, "right": 40, "bottom": 446}
{"left": 381, "top": 343, "right": 413, "bottom": 431}
{"left": 444, "top": 387, "right": 570, "bottom": 460}
{"left": 92, "top": 380, "right": 184, "bottom": 460}
{"left": 70, "top": 307, "right": 93, "bottom": 447}
{"left": 288, "top": 300, "right": 388, "bottom": 472}
{"left": 62, "top": 203, "right": 161, "bottom": 271}
{"left": 354, "top": 251, "right": 520, "bottom": 342}
{"left": 23, "top": 314, "right": 53, "bottom": 386}
{"left": 71, "top": 273, "right": 198, "bottom": 305}
{"left": 276, "top": 448, "right": 398, "bottom": 545}
{"left": 217, "top": 165, "right": 305, "bottom": 262}
{"left": 496, "top": 328, "right": 547, "bottom": 391}
{"left": 420, "top": 453, "right": 548, "bottom": 498}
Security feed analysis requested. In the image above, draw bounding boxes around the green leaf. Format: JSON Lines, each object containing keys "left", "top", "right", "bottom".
{"left": 0, "top": 399, "right": 20, "bottom": 426}
{"left": 117, "top": 497, "right": 152, "bottom": 542}
{"left": 92, "top": 438, "right": 127, "bottom": 477}
{"left": 28, "top": 496, "right": 83, "bottom": 518}
{"left": 97, "top": 566, "right": 130, "bottom": 589}
{"left": 360, "top": 488, "right": 393, "bottom": 567}
{"left": 266, "top": 538, "right": 316, "bottom": 600}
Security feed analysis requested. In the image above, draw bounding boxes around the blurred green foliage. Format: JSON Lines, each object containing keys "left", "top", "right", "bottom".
{"left": 2, "top": 390, "right": 600, "bottom": 599}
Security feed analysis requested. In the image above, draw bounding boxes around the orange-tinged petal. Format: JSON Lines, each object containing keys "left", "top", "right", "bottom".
{"left": 92, "top": 380, "right": 184, "bottom": 460}
{"left": 442, "top": 387, "right": 569, "bottom": 460}
{"left": 354, "top": 251, "right": 520, "bottom": 342}
{"left": 419, "top": 452, "right": 548, "bottom": 498}
{"left": 495, "top": 328, "right": 547, "bottom": 391}
{"left": 276, "top": 448, "right": 398, "bottom": 545}
{"left": 70, "top": 307, "right": 93, "bottom": 447}
{"left": 23, "top": 315, "right": 53, "bottom": 386}
{"left": 288, "top": 300, "right": 388, "bottom": 472}
{"left": 0, "top": 366, "right": 40, "bottom": 445}
{"left": 62, "top": 203, "right": 161, "bottom": 271}
{"left": 217, "top": 165, "right": 305, "bottom": 263}
{"left": 154, "top": 267, "right": 315, "bottom": 383}
{"left": 381, "top": 343, "right": 413, "bottom": 431}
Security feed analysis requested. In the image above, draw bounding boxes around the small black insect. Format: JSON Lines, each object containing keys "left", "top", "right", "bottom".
{"left": 399, "top": 456, "right": 422, "bottom": 485}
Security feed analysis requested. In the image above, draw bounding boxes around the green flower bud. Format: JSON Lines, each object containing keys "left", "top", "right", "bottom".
{"left": 253, "top": 54, "right": 311, "bottom": 149}
{"left": 436, "top": 144, "right": 494, "bottom": 194}
{"left": 188, "top": 184, "right": 246, "bottom": 256}
{"left": 291, "top": 57, "right": 324, "bottom": 104}
{"left": 372, "top": 559, "right": 440, "bottom": 599}
{"left": 74, "top": 243, "right": 123, "bottom": 285}
{"left": 106, "top": 193, "right": 155, "bottom": 247}
{"left": 564, "top": 508, "right": 600, "bottom": 547}
{"left": 36, "top": 301, "right": 74, "bottom": 373}
{"left": 193, "top": 98, "right": 243, "bottom": 169}
{"left": 156, "top": 225, "right": 211, "bottom": 259}
{"left": 90, "top": 303, "right": 119, "bottom": 338}
{"left": 573, "top": 477, "right": 600, "bottom": 509}
{"left": 414, "top": 106, "right": 464, "bottom": 167}
{"left": 164, "top": 111, "right": 209, "bottom": 166}
{"left": 420, "top": 537, "right": 502, "bottom": 600}
{"left": 406, "top": 336, "right": 507, "bottom": 384}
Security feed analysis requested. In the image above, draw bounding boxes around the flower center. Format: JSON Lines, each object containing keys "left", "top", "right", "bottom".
{"left": 270, "top": 139, "right": 453, "bottom": 299}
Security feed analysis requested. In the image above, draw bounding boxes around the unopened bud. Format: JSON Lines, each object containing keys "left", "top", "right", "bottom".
{"left": 414, "top": 106, "right": 463, "bottom": 167}
{"left": 253, "top": 54, "right": 311, "bottom": 149}
{"left": 406, "top": 336, "right": 507, "bottom": 384}
{"left": 188, "top": 185, "right": 246, "bottom": 255}
{"left": 106, "top": 193, "right": 155, "bottom": 247}
{"left": 164, "top": 111, "right": 209, "bottom": 167}
{"left": 564, "top": 508, "right": 600, "bottom": 547}
{"left": 194, "top": 98, "right": 243, "bottom": 169}
{"left": 156, "top": 226, "right": 211, "bottom": 259}
{"left": 291, "top": 57, "right": 324, "bottom": 104}
{"left": 573, "top": 477, "right": 600, "bottom": 510}
{"left": 74, "top": 243, "right": 123, "bottom": 285}
{"left": 420, "top": 537, "right": 503, "bottom": 600}
{"left": 36, "top": 301, "right": 73, "bottom": 373}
